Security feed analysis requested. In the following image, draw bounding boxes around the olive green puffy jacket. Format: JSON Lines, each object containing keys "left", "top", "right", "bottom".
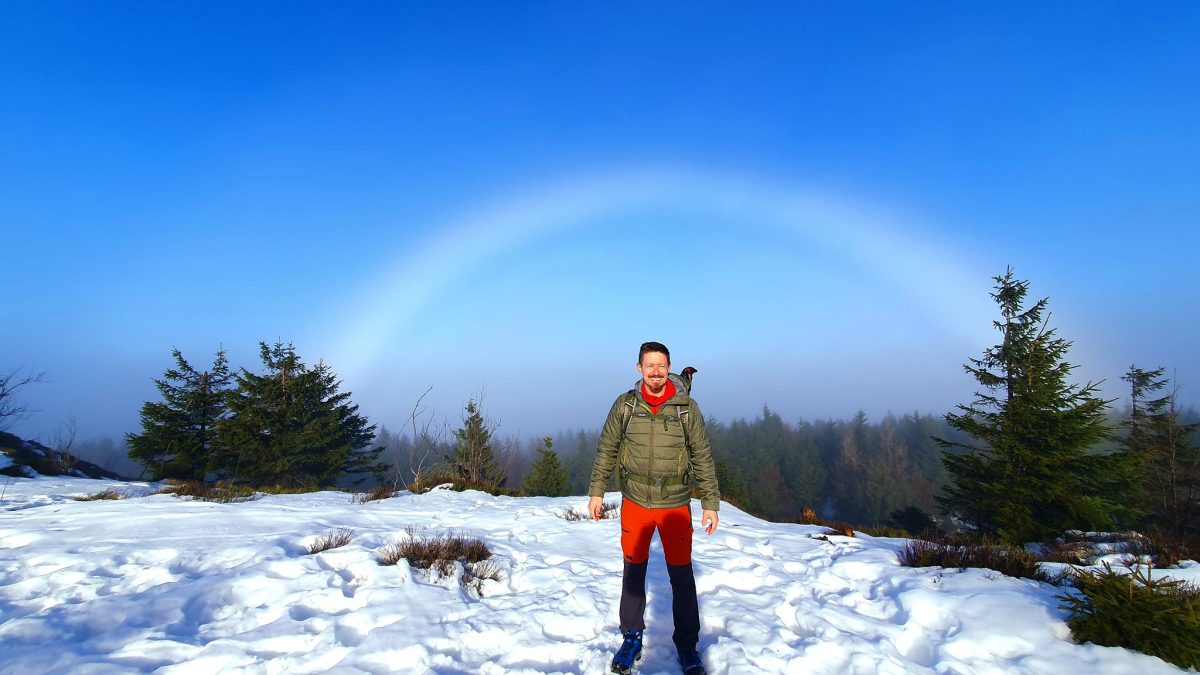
{"left": 588, "top": 373, "right": 721, "bottom": 511}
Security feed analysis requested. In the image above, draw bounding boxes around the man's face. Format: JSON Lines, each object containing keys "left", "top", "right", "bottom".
{"left": 637, "top": 351, "right": 671, "bottom": 395}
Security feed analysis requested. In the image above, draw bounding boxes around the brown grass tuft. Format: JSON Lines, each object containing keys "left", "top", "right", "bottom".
{"left": 379, "top": 527, "right": 494, "bottom": 577}
{"left": 462, "top": 559, "right": 504, "bottom": 594}
{"left": 409, "top": 472, "right": 518, "bottom": 497}
{"left": 351, "top": 485, "right": 396, "bottom": 504}
{"left": 307, "top": 528, "right": 357, "bottom": 554}
{"left": 899, "top": 537, "right": 1051, "bottom": 583}
{"left": 153, "top": 481, "right": 258, "bottom": 503}
{"left": 559, "top": 500, "right": 620, "bottom": 521}
{"left": 1035, "top": 531, "right": 1192, "bottom": 568}
{"left": 73, "top": 488, "right": 123, "bottom": 501}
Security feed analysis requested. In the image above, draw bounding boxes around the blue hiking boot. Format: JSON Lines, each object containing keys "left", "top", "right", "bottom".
{"left": 610, "top": 630, "right": 643, "bottom": 674}
{"left": 677, "top": 648, "right": 706, "bottom": 675}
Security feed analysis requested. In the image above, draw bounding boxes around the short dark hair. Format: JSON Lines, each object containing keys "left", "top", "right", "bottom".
{"left": 638, "top": 341, "right": 670, "bottom": 365}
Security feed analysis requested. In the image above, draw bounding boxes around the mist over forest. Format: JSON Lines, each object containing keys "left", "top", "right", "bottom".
{"left": 27, "top": 389, "right": 1193, "bottom": 532}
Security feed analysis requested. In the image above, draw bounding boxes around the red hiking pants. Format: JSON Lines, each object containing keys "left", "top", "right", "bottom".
{"left": 620, "top": 499, "right": 693, "bottom": 566}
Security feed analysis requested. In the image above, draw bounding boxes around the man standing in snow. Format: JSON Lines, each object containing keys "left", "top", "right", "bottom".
{"left": 589, "top": 341, "right": 721, "bottom": 675}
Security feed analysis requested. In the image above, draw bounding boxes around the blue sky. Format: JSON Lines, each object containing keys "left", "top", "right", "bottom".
{"left": 2, "top": 2, "right": 1198, "bottom": 444}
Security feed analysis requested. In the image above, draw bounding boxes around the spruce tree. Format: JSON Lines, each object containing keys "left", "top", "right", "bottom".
{"left": 936, "top": 268, "right": 1116, "bottom": 543}
{"left": 127, "top": 348, "right": 231, "bottom": 480}
{"left": 1120, "top": 366, "right": 1200, "bottom": 540}
{"left": 521, "top": 436, "right": 569, "bottom": 496}
{"left": 215, "top": 342, "right": 382, "bottom": 487}
{"left": 783, "top": 423, "right": 825, "bottom": 516}
{"left": 448, "top": 399, "right": 505, "bottom": 489}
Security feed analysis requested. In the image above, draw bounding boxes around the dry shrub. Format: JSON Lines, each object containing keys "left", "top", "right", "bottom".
{"left": 462, "top": 559, "right": 504, "bottom": 594}
{"left": 408, "top": 468, "right": 457, "bottom": 494}
{"left": 1037, "top": 531, "right": 1190, "bottom": 568}
{"left": 859, "top": 525, "right": 912, "bottom": 538}
{"left": 379, "top": 527, "right": 493, "bottom": 577}
{"left": 899, "top": 537, "right": 1050, "bottom": 583}
{"left": 153, "top": 481, "right": 258, "bottom": 503}
{"left": 409, "top": 471, "right": 518, "bottom": 497}
{"left": 74, "top": 488, "right": 123, "bottom": 501}
{"left": 559, "top": 500, "right": 620, "bottom": 521}
{"left": 1038, "top": 533, "right": 1095, "bottom": 565}
{"left": 1119, "top": 530, "right": 1190, "bottom": 568}
{"left": 351, "top": 485, "right": 395, "bottom": 504}
{"left": 307, "top": 528, "right": 357, "bottom": 554}
{"left": 255, "top": 483, "right": 320, "bottom": 495}
{"left": 378, "top": 541, "right": 407, "bottom": 566}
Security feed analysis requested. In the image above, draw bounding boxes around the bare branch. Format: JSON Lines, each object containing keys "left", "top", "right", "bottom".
{"left": 400, "top": 386, "right": 436, "bottom": 490}
{"left": 51, "top": 416, "right": 79, "bottom": 474}
{"left": 0, "top": 367, "right": 46, "bottom": 430}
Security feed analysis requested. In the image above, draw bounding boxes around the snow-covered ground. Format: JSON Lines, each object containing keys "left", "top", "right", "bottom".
{"left": 1, "top": 476, "right": 1196, "bottom": 674}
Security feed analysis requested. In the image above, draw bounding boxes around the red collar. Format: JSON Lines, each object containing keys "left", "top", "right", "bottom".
{"left": 641, "top": 380, "right": 676, "bottom": 414}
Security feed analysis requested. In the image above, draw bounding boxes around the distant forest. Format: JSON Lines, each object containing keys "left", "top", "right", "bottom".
{"left": 370, "top": 408, "right": 961, "bottom": 526}
{"left": 35, "top": 393, "right": 1198, "bottom": 530}
{"left": 369, "top": 401, "right": 1197, "bottom": 529}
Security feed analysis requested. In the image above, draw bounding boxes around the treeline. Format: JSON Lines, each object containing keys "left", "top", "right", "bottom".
{"left": 371, "top": 407, "right": 960, "bottom": 526}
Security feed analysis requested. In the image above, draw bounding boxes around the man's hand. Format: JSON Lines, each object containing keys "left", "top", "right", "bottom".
{"left": 589, "top": 496, "right": 604, "bottom": 521}
{"left": 702, "top": 510, "right": 719, "bottom": 535}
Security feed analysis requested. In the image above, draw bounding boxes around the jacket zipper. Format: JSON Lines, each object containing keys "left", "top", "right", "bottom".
{"left": 648, "top": 404, "right": 656, "bottom": 479}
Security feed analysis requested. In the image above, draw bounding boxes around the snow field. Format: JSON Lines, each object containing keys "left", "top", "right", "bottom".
{"left": 0, "top": 476, "right": 1194, "bottom": 674}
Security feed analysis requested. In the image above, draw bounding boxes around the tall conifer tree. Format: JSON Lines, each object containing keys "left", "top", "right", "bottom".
{"left": 127, "top": 348, "right": 231, "bottom": 480}
{"left": 936, "top": 268, "right": 1116, "bottom": 543}
{"left": 216, "top": 342, "right": 382, "bottom": 486}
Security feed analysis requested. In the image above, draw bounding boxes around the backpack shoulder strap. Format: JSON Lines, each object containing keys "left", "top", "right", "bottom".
{"left": 619, "top": 390, "right": 638, "bottom": 441}
{"left": 615, "top": 391, "right": 638, "bottom": 484}
{"left": 676, "top": 403, "right": 691, "bottom": 449}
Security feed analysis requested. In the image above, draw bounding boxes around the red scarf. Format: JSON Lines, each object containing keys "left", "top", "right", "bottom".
{"left": 641, "top": 380, "right": 676, "bottom": 415}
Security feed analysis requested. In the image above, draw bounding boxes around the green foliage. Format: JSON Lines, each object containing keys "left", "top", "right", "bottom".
{"left": 521, "top": 437, "right": 569, "bottom": 496}
{"left": 832, "top": 414, "right": 937, "bottom": 525}
{"left": 215, "top": 342, "right": 383, "bottom": 487}
{"left": 937, "top": 268, "right": 1120, "bottom": 544}
{"left": 713, "top": 459, "right": 749, "bottom": 510}
{"left": 1119, "top": 366, "right": 1200, "bottom": 541}
{"left": 127, "top": 348, "right": 231, "bottom": 480}
{"left": 888, "top": 506, "right": 938, "bottom": 536}
{"left": 1059, "top": 564, "right": 1200, "bottom": 669}
{"left": 447, "top": 399, "right": 506, "bottom": 490}
{"left": 700, "top": 409, "right": 945, "bottom": 524}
